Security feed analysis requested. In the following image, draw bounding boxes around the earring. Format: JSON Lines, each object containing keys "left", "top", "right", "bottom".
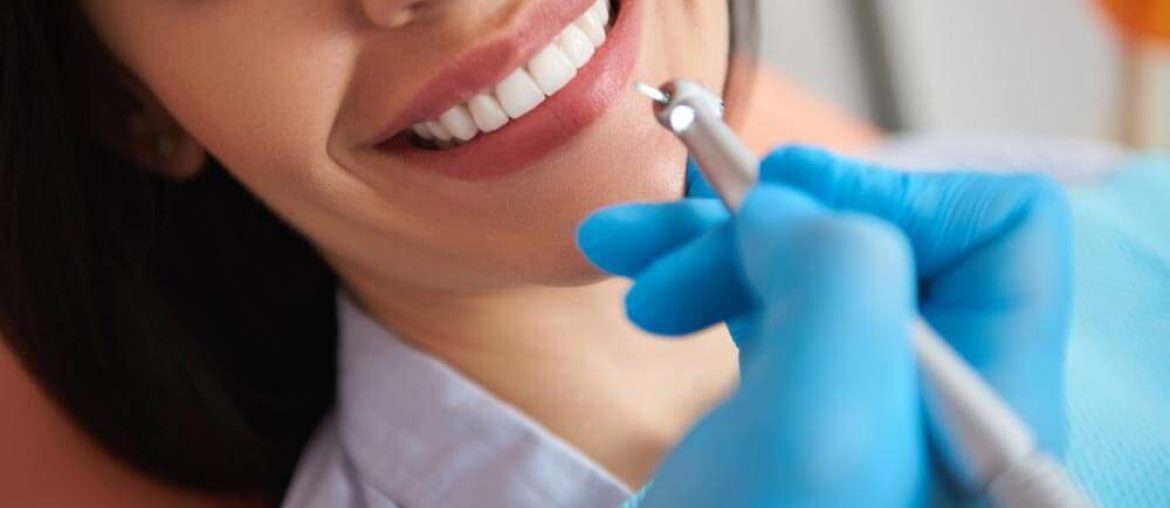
{"left": 157, "top": 134, "right": 176, "bottom": 159}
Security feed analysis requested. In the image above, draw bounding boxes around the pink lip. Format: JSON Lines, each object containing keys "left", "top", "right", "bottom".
{"left": 372, "top": 0, "right": 642, "bottom": 181}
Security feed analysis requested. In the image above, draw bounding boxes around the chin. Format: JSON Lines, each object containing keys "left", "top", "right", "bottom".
{"left": 477, "top": 130, "right": 688, "bottom": 288}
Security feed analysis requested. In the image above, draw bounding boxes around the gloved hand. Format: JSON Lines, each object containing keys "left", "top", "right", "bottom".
{"left": 576, "top": 146, "right": 1074, "bottom": 506}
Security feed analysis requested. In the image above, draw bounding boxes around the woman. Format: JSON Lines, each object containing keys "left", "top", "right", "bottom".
{"left": 0, "top": 1, "right": 851, "bottom": 505}
{"left": 2, "top": 0, "right": 1165, "bottom": 506}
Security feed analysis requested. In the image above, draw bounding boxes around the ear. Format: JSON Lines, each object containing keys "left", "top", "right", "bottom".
{"left": 116, "top": 78, "right": 208, "bottom": 180}
{"left": 77, "top": 18, "right": 207, "bottom": 180}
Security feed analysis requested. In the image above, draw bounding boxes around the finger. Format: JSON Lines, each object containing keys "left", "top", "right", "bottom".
{"left": 624, "top": 224, "right": 752, "bottom": 336}
{"left": 622, "top": 185, "right": 823, "bottom": 338}
{"left": 734, "top": 186, "right": 919, "bottom": 360}
{"left": 736, "top": 186, "right": 925, "bottom": 503}
{"left": 761, "top": 146, "right": 1073, "bottom": 450}
{"left": 644, "top": 188, "right": 925, "bottom": 507}
{"left": 577, "top": 199, "right": 729, "bottom": 277}
{"left": 759, "top": 145, "right": 1068, "bottom": 278}
{"left": 922, "top": 195, "right": 1073, "bottom": 451}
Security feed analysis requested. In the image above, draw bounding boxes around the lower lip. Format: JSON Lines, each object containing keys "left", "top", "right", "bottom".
{"left": 375, "top": 0, "right": 642, "bottom": 182}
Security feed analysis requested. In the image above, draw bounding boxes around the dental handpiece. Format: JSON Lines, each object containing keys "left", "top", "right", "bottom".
{"left": 636, "top": 79, "right": 1094, "bottom": 508}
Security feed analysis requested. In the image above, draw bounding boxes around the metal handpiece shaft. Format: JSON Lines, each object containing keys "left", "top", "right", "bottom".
{"left": 638, "top": 80, "right": 757, "bottom": 210}
{"left": 670, "top": 107, "right": 758, "bottom": 210}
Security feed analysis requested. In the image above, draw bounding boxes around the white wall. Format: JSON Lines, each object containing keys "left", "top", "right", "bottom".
{"left": 758, "top": 1, "right": 871, "bottom": 119}
{"left": 760, "top": 1, "right": 1124, "bottom": 140}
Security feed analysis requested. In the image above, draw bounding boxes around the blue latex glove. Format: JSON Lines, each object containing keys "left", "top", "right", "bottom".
{"left": 577, "top": 146, "right": 1073, "bottom": 506}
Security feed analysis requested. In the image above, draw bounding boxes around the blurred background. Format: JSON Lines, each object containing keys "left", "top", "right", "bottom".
{"left": 759, "top": 0, "right": 1169, "bottom": 148}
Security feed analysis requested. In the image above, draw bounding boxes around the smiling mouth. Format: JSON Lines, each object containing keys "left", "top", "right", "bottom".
{"left": 409, "top": 0, "right": 617, "bottom": 151}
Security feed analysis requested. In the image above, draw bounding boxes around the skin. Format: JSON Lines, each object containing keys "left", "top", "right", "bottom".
{"left": 2, "top": 0, "right": 879, "bottom": 505}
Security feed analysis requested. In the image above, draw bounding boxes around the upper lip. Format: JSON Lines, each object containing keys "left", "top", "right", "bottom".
{"left": 371, "top": 0, "right": 602, "bottom": 146}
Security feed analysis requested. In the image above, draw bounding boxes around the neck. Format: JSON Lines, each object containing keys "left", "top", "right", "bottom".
{"left": 343, "top": 275, "right": 739, "bottom": 488}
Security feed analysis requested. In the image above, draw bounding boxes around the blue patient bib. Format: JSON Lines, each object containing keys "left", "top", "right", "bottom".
{"left": 1064, "top": 155, "right": 1170, "bottom": 507}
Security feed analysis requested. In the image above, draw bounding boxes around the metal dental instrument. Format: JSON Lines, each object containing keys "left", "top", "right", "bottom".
{"left": 636, "top": 79, "right": 1095, "bottom": 508}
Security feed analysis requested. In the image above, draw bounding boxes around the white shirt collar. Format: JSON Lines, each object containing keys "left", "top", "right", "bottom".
{"left": 334, "top": 292, "right": 632, "bottom": 507}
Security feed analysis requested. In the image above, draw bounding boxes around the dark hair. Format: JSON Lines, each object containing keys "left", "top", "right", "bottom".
{"left": 0, "top": 0, "right": 756, "bottom": 499}
{"left": 1, "top": 0, "right": 337, "bottom": 496}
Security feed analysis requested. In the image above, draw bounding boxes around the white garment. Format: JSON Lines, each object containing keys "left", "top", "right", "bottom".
{"left": 281, "top": 293, "right": 632, "bottom": 508}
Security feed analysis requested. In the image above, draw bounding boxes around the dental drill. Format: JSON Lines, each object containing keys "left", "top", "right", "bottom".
{"left": 635, "top": 79, "right": 1095, "bottom": 508}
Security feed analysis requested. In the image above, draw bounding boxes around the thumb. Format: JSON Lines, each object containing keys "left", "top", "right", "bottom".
{"left": 642, "top": 187, "right": 927, "bottom": 508}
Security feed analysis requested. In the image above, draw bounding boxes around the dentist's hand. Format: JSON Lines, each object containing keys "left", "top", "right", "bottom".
{"left": 576, "top": 147, "right": 1074, "bottom": 506}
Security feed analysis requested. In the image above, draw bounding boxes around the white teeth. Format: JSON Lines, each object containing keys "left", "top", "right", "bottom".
{"left": 575, "top": 10, "right": 606, "bottom": 46}
{"left": 556, "top": 25, "right": 595, "bottom": 69}
{"left": 412, "top": 123, "right": 435, "bottom": 140}
{"left": 425, "top": 120, "right": 453, "bottom": 142}
{"left": 495, "top": 68, "right": 545, "bottom": 119}
{"left": 467, "top": 94, "right": 510, "bottom": 133}
{"left": 591, "top": 0, "right": 609, "bottom": 23}
{"left": 527, "top": 45, "right": 577, "bottom": 95}
{"left": 410, "top": 1, "right": 613, "bottom": 148}
{"left": 439, "top": 105, "right": 479, "bottom": 142}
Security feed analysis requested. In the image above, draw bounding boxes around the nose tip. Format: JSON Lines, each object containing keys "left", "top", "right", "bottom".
{"left": 359, "top": 0, "right": 431, "bottom": 29}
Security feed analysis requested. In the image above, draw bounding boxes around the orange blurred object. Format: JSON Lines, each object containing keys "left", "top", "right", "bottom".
{"left": 1098, "top": 0, "right": 1170, "bottom": 41}
{"left": 1101, "top": 0, "right": 1170, "bottom": 148}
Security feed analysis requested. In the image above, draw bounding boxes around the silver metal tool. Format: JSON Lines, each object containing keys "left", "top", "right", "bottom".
{"left": 636, "top": 79, "right": 1094, "bottom": 508}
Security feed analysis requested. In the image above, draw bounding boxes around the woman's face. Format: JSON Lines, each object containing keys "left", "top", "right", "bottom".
{"left": 81, "top": 0, "right": 730, "bottom": 292}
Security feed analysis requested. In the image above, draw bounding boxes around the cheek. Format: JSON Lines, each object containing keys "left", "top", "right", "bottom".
{"left": 98, "top": 3, "right": 410, "bottom": 277}
{"left": 474, "top": 103, "right": 690, "bottom": 287}
{"left": 136, "top": 12, "right": 357, "bottom": 196}
{"left": 647, "top": 0, "right": 731, "bottom": 92}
